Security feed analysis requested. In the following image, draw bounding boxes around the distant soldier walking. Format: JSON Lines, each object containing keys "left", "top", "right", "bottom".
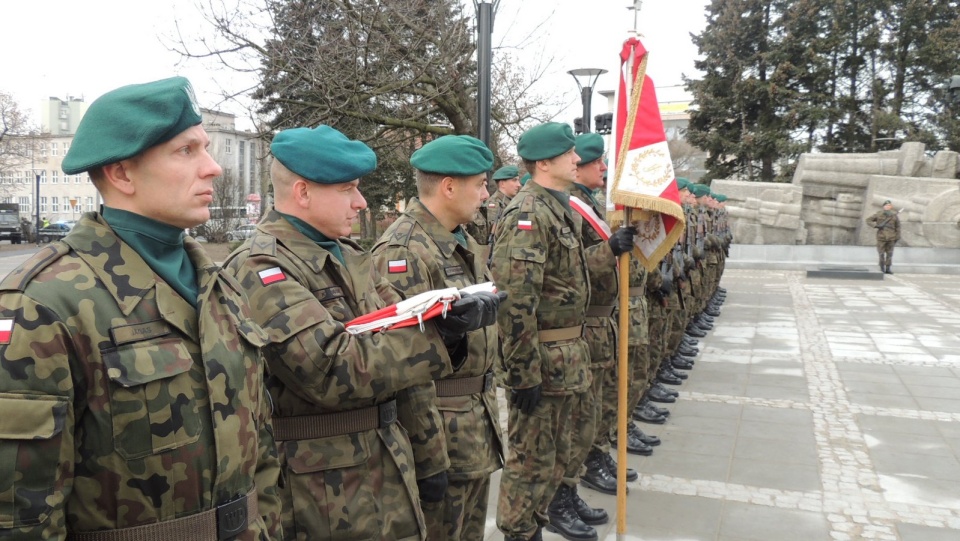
{"left": 865, "top": 200, "right": 901, "bottom": 274}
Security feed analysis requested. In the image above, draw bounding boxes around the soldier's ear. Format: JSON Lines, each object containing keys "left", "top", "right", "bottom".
{"left": 101, "top": 161, "right": 136, "bottom": 196}
{"left": 439, "top": 176, "right": 456, "bottom": 199}
{"left": 292, "top": 179, "right": 312, "bottom": 208}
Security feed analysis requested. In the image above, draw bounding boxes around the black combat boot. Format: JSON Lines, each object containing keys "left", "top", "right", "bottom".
{"left": 580, "top": 448, "right": 617, "bottom": 495}
{"left": 570, "top": 485, "right": 609, "bottom": 525}
{"left": 633, "top": 403, "right": 667, "bottom": 424}
{"left": 663, "top": 365, "right": 688, "bottom": 380}
{"left": 628, "top": 421, "right": 662, "bottom": 445}
{"left": 656, "top": 369, "right": 682, "bottom": 386}
{"left": 686, "top": 326, "right": 707, "bottom": 338}
{"left": 639, "top": 398, "right": 670, "bottom": 418}
{"left": 601, "top": 451, "right": 639, "bottom": 481}
{"left": 654, "top": 382, "right": 679, "bottom": 396}
{"left": 677, "top": 344, "right": 698, "bottom": 357}
{"left": 546, "top": 485, "right": 599, "bottom": 541}
{"left": 671, "top": 355, "right": 695, "bottom": 370}
{"left": 647, "top": 385, "right": 677, "bottom": 403}
{"left": 885, "top": 265, "right": 893, "bottom": 274}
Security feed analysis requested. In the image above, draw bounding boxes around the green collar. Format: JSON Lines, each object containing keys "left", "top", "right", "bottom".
{"left": 277, "top": 211, "right": 345, "bottom": 264}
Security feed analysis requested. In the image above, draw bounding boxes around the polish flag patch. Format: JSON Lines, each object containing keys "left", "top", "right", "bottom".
{"left": 388, "top": 260, "right": 408, "bottom": 273}
{"left": 258, "top": 267, "right": 286, "bottom": 285}
{"left": 0, "top": 318, "right": 13, "bottom": 345}
{"left": 518, "top": 220, "right": 533, "bottom": 231}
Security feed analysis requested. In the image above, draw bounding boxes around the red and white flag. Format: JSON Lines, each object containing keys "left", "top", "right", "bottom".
{"left": 0, "top": 318, "right": 12, "bottom": 344}
{"left": 607, "top": 37, "right": 686, "bottom": 271}
{"left": 345, "top": 282, "right": 497, "bottom": 335}
{"left": 258, "top": 267, "right": 286, "bottom": 285}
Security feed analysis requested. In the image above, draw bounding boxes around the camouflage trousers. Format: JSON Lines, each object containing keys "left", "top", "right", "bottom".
{"left": 497, "top": 392, "right": 585, "bottom": 539}
{"left": 877, "top": 240, "right": 896, "bottom": 267}
{"left": 422, "top": 476, "right": 490, "bottom": 541}
{"left": 644, "top": 299, "right": 669, "bottom": 389}
{"left": 562, "top": 366, "right": 602, "bottom": 485}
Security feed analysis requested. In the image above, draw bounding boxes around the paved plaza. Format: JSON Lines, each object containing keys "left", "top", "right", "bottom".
{"left": 2, "top": 249, "right": 959, "bottom": 540}
{"left": 485, "top": 268, "right": 960, "bottom": 541}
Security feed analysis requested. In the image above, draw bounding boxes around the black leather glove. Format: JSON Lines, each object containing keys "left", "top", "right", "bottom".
{"left": 510, "top": 384, "right": 543, "bottom": 415}
{"left": 434, "top": 294, "right": 483, "bottom": 347}
{"left": 608, "top": 226, "right": 637, "bottom": 257}
{"left": 417, "top": 471, "right": 448, "bottom": 503}
{"left": 469, "top": 291, "right": 507, "bottom": 329}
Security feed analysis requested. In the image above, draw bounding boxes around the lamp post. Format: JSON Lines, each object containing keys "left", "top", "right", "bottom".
{"left": 474, "top": 0, "right": 497, "bottom": 149}
{"left": 568, "top": 68, "right": 608, "bottom": 134}
{"left": 34, "top": 170, "right": 41, "bottom": 245}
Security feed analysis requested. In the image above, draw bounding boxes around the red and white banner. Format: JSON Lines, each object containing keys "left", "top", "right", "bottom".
{"left": 258, "top": 267, "right": 286, "bottom": 285}
{"left": 569, "top": 196, "right": 611, "bottom": 241}
{"left": 607, "top": 37, "right": 686, "bottom": 271}
{"left": 345, "top": 282, "right": 497, "bottom": 335}
{"left": 0, "top": 318, "right": 12, "bottom": 344}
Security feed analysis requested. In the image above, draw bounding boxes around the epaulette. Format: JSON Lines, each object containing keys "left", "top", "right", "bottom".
{"left": 517, "top": 193, "right": 537, "bottom": 221}
{"left": 386, "top": 219, "right": 416, "bottom": 247}
{"left": 0, "top": 243, "right": 71, "bottom": 292}
{"left": 248, "top": 233, "right": 278, "bottom": 257}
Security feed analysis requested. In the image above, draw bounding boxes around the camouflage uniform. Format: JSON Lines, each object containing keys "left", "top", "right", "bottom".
{"left": 372, "top": 198, "right": 504, "bottom": 541}
{"left": 463, "top": 205, "right": 490, "bottom": 247}
{"left": 485, "top": 190, "right": 513, "bottom": 239}
{"left": 625, "top": 257, "right": 650, "bottom": 414}
{"left": 223, "top": 210, "right": 456, "bottom": 541}
{"left": 0, "top": 212, "right": 282, "bottom": 540}
{"left": 564, "top": 189, "right": 617, "bottom": 486}
{"left": 491, "top": 180, "right": 591, "bottom": 539}
{"left": 865, "top": 209, "right": 901, "bottom": 270}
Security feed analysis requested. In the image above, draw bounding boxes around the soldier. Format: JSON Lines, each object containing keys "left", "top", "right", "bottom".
{"left": 865, "top": 200, "right": 901, "bottom": 274}
{"left": 564, "top": 134, "right": 639, "bottom": 510}
{"left": 485, "top": 165, "right": 522, "bottom": 241}
{"left": 492, "top": 123, "right": 633, "bottom": 541}
{"left": 222, "top": 125, "right": 500, "bottom": 541}
{"left": 372, "top": 135, "right": 505, "bottom": 540}
{"left": 0, "top": 77, "right": 282, "bottom": 540}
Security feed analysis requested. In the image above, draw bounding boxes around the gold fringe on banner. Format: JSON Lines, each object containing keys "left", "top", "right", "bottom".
{"left": 608, "top": 46, "right": 686, "bottom": 272}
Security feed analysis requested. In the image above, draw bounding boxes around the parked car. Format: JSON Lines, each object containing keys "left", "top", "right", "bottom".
{"left": 226, "top": 224, "right": 258, "bottom": 242}
{"left": 38, "top": 222, "right": 73, "bottom": 243}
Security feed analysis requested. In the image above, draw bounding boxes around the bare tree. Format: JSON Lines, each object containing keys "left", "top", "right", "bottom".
{"left": 0, "top": 92, "right": 39, "bottom": 197}
{"left": 194, "top": 172, "right": 248, "bottom": 242}
{"left": 667, "top": 134, "right": 702, "bottom": 180}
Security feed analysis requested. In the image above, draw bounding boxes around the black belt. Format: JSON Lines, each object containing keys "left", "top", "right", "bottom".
{"left": 271, "top": 400, "right": 397, "bottom": 441}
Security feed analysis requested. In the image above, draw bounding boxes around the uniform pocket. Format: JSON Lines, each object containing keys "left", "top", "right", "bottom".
{"left": 102, "top": 338, "right": 202, "bottom": 459}
{"left": 0, "top": 393, "right": 68, "bottom": 528}
{"left": 283, "top": 433, "right": 380, "bottom": 541}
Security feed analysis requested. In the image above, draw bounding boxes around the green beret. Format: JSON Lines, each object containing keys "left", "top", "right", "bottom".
{"left": 517, "top": 122, "right": 576, "bottom": 161}
{"left": 520, "top": 172, "right": 531, "bottom": 186}
{"left": 272, "top": 125, "right": 376, "bottom": 184}
{"left": 882, "top": 199, "right": 891, "bottom": 205}
{"left": 575, "top": 133, "right": 605, "bottom": 165}
{"left": 689, "top": 183, "right": 711, "bottom": 197}
{"left": 714, "top": 194, "right": 727, "bottom": 202}
{"left": 62, "top": 77, "right": 202, "bottom": 175}
{"left": 411, "top": 135, "right": 493, "bottom": 176}
{"left": 492, "top": 165, "right": 520, "bottom": 181}
{"left": 676, "top": 177, "right": 691, "bottom": 191}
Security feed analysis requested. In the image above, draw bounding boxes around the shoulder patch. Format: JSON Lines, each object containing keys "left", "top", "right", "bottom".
{"left": 0, "top": 243, "right": 70, "bottom": 292}
{"left": 249, "top": 233, "right": 277, "bottom": 257}
{"left": 0, "top": 318, "right": 13, "bottom": 344}
{"left": 258, "top": 267, "right": 286, "bottom": 285}
{"left": 389, "top": 220, "right": 416, "bottom": 247}
{"left": 387, "top": 259, "right": 408, "bottom": 273}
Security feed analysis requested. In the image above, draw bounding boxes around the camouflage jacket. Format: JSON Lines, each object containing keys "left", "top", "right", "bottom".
{"left": 0, "top": 212, "right": 282, "bottom": 540}
{"left": 372, "top": 198, "right": 504, "bottom": 481}
{"left": 485, "top": 190, "right": 512, "bottom": 239}
{"left": 568, "top": 187, "right": 618, "bottom": 368}
{"left": 222, "top": 209, "right": 454, "bottom": 541}
{"left": 627, "top": 256, "right": 649, "bottom": 346}
{"left": 866, "top": 210, "right": 901, "bottom": 242}
{"left": 463, "top": 204, "right": 490, "bottom": 246}
{"left": 490, "top": 180, "right": 591, "bottom": 395}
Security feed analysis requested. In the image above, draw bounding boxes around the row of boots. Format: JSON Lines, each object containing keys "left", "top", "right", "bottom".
{"left": 536, "top": 287, "right": 727, "bottom": 541}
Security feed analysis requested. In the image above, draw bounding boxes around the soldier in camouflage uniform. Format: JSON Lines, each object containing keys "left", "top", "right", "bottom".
{"left": 222, "top": 125, "right": 499, "bottom": 541}
{"left": 486, "top": 165, "right": 522, "bottom": 239}
{"left": 865, "top": 200, "right": 901, "bottom": 274}
{"left": 372, "top": 135, "right": 505, "bottom": 541}
{"left": 491, "top": 123, "right": 632, "bottom": 541}
{"left": 0, "top": 77, "right": 282, "bottom": 540}
{"left": 561, "top": 134, "right": 638, "bottom": 520}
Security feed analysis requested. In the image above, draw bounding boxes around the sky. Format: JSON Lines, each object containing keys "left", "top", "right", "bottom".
{"left": 1, "top": 0, "right": 710, "bottom": 131}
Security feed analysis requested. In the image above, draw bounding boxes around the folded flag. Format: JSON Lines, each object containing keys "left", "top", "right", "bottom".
{"left": 607, "top": 37, "right": 686, "bottom": 271}
{"left": 345, "top": 282, "right": 498, "bottom": 334}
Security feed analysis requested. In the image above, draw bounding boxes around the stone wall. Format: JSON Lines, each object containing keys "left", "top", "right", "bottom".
{"left": 715, "top": 143, "right": 960, "bottom": 246}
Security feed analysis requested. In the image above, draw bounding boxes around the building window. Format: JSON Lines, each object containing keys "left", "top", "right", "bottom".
{"left": 39, "top": 143, "right": 47, "bottom": 157}
{"left": 51, "top": 171, "right": 58, "bottom": 184}
{"left": 86, "top": 197, "right": 95, "bottom": 211}
{"left": 63, "top": 142, "right": 70, "bottom": 152}
{"left": 51, "top": 142, "right": 59, "bottom": 156}
{"left": 40, "top": 197, "right": 48, "bottom": 213}
{"left": 52, "top": 197, "right": 59, "bottom": 213}
{"left": 18, "top": 197, "right": 30, "bottom": 213}
{"left": 238, "top": 140, "right": 246, "bottom": 183}
{"left": 40, "top": 171, "right": 47, "bottom": 184}
{"left": 225, "top": 139, "right": 233, "bottom": 154}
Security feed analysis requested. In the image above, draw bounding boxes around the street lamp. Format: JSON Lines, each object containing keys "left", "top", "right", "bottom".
{"left": 473, "top": 0, "right": 498, "bottom": 149}
{"left": 33, "top": 169, "right": 41, "bottom": 245}
{"left": 568, "top": 68, "right": 608, "bottom": 134}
